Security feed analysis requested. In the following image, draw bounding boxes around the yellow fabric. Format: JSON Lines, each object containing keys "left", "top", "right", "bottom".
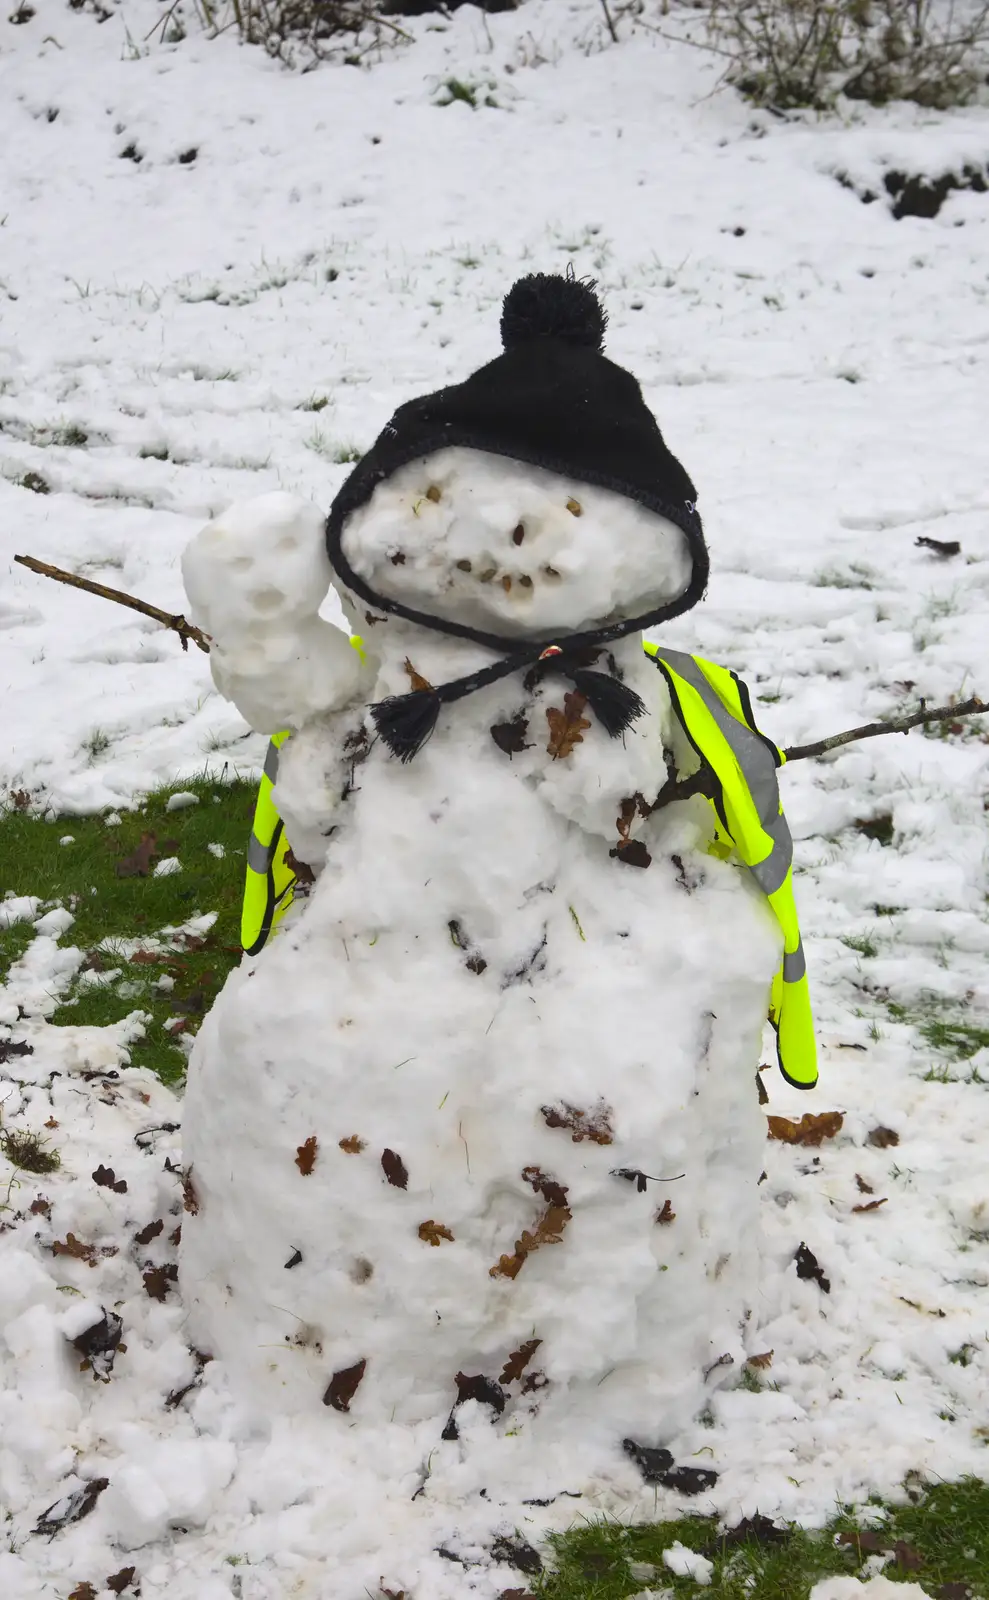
{"left": 239, "top": 633, "right": 816, "bottom": 1088}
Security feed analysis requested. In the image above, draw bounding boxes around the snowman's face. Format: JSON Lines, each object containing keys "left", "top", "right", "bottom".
{"left": 338, "top": 447, "right": 692, "bottom": 638}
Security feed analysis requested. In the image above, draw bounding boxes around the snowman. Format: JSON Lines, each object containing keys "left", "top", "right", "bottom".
{"left": 179, "top": 275, "right": 805, "bottom": 1493}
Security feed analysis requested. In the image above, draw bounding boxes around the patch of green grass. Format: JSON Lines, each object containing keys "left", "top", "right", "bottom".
{"left": 1, "top": 776, "right": 255, "bottom": 1084}
{"left": 534, "top": 1478, "right": 989, "bottom": 1599}
{"left": 888, "top": 1000, "right": 989, "bottom": 1063}
{"left": 840, "top": 933, "right": 879, "bottom": 959}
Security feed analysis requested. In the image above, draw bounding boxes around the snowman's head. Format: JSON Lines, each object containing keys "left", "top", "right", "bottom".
{"left": 336, "top": 446, "right": 693, "bottom": 639}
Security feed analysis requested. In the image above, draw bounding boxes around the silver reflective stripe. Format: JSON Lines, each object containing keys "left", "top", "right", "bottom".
{"left": 263, "top": 740, "right": 280, "bottom": 785}
{"left": 247, "top": 832, "right": 272, "bottom": 873}
{"left": 653, "top": 648, "right": 781, "bottom": 828}
{"left": 783, "top": 939, "right": 806, "bottom": 983}
{"left": 748, "top": 811, "right": 793, "bottom": 897}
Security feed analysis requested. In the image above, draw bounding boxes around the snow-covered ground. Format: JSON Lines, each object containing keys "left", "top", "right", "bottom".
{"left": 2, "top": 2, "right": 989, "bottom": 1595}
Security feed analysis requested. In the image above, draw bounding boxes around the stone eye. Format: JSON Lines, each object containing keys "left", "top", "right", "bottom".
{"left": 456, "top": 559, "right": 472, "bottom": 573}
{"left": 426, "top": 485, "right": 442, "bottom": 503}
{"left": 566, "top": 497, "right": 582, "bottom": 517}
{"left": 512, "top": 523, "right": 525, "bottom": 545}
{"left": 519, "top": 574, "right": 533, "bottom": 589}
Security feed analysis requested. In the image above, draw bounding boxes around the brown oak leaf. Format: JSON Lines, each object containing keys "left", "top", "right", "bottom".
{"left": 142, "top": 1263, "right": 177, "bottom": 1302}
{"left": 182, "top": 1169, "right": 200, "bottom": 1214}
{"left": 767, "top": 1111, "right": 844, "bottom": 1147}
{"left": 404, "top": 658, "right": 433, "bottom": 693}
{"left": 68, "top": 1585, "right": 98, "bottom": 1600}
{"left": 52, "top": 1233, "right": 98, "bottom": 1266}
{"left": 115, "top": 832, "right": 158, "bottom": 878}
{"left": 855, "top": 1173, "right": 874, "bottom": 1193}
{"left": 381, "top": 1149, "right": 408, "bottom": 1189}
{"left": 324, "top": 1357, "right": 367, "bottom": 1412}
{"left": 491, "top": 1170, "right": 572, "bottom": 1279}
{"left": 655, "top": 1198, "right": 676, "bottom": 1225}
{"left": 541, "top": 1101, "right": 614, "bottom": 1145}
{"left": 92, "top": 1164, "right": 127, "bottom": 1194}
{"left": 499, "top": 1339, "right": 542, "bottom": 1385}
{"left": 852, "top": 1197, "right": 888, "bottom": 1214}
{"left": 611, "top": 839, "right": 652, "bottom": 868}
{"left": 418, "top": 1220, "right": 454, "bottom": 1247}
{"left": 867, "top": 1125, "right": 900, "bottom": 1148}
{"left": 134, "top": 1218, "right": 164, "bottom": 1246}
{"left": 339, "top": 1135, "right": 366, "bottom": 1154}
{"left": 106, "top": 1568, "right": 139, "bottom": 1595}
{"left": 295, "top": 1136, "right": 318, "bottom": 1176}
{"left": 746, "top": 1350, "right": 774, "bottom": 1369}
{"left": 546, "top": 691, "right": 590, "bottom": 760}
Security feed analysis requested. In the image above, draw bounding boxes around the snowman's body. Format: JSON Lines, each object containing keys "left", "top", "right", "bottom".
{"left": 180, "top": 449, "right": 780, "bottom": 1472}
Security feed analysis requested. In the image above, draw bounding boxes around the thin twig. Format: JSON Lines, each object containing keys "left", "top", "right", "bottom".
{"left": 14, "top": 555, "right": 211, "bottom": 653}
{"left": 650, "top": 696, "right": 987, "bottom": 814}
{"left": 599, "top": 0, "right": 619, "bottom": 44}
{"left": 784, "top": 695, "right": 986, "bottom": 762}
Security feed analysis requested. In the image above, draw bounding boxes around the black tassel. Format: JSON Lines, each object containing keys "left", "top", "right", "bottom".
{"left": 371, "top": 690, "right": 442, "bottom": 762}
{"left": 570, "top": 669, "right": 645, "bottom": 737}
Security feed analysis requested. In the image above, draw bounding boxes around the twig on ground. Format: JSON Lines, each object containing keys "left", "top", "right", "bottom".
{"left": 599, "top": 0, "right": 619, "bottom": 45}
{"left": 14, "top": 555, "right": 211, "bottom": 653}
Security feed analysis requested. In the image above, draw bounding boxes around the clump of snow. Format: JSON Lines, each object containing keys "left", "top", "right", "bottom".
{"left": 0, "top": 895, "right": 40, "bottom": 928}
{"left": 182, "top": 492, "right": 364, "bottom": 733}
{"left": 164, "top": 792, "right": 199, "bottom": 812}
{"left": 809, "top": 1578, "right": 933, "bottom": 1599}
{"left": 34, "top": 906, "right": 75, "bottom": 939}
{"left": 59, "top": 835, "right": 75, "bottom": 845}
{"left": 152, "top": 857, "right": 182, "bottom": 878}
{"left": 341, "top": 447, "right": 693, "bottom": 637}
{"left": 662, "top": 1541, "right": 714, "bottom": 1584}
{"left": 206, "top": 842, "right": 225, "bottom": 859}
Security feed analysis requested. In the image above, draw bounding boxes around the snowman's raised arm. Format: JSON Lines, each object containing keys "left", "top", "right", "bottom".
{"left": 181, "top": 492, "right": 370, "bottom": 735}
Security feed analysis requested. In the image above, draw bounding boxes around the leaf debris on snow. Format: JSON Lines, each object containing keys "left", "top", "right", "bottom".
{"left": 795, "top": 1241, "right": 831, "bottom": 1293}
{"left": 490, "top": 1167, "right": 572, "bottom": 1280}
{"left": 295, "top": 1135, "right": 318, "bottom": 1175}
{"left": 499, "top": 1338, "right": 542, "bottom": 1385}
{"left": 767, "top": 1111, "right": 844, "bottom": 1146}
{"left": 92, "top": 1162, "right": 128, "bottom": 1193}
{"left": 381, "top": 1148, "right": 409, "bottom": 1189}
{"left": 33, "top": 1477, "right": 109, "bottom": 1536}
{"left": 418, "top": 1219, "right": 454, "bottom": 1246}
{"left": 324, "top": 1357, "right": 368, "bottom": 1412}
{"left": 540, "top": 1100, "right": 614, "bottom": 1144}
{"left": 546, "top": 691, "right": 591, "bottom": 759}
{"left": 339, "top": 1134, "right": 366, "bottom": 1153}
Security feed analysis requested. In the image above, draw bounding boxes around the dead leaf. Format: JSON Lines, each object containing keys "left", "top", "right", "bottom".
{"left": 655, "top": 1199, "right": 676, "bottom": 1225}
{"left": 381, "top": 1148, "right": 408, "bottom": 1189}
{"left": 115, "top": 832, "right": 158, "bottom": 878}
{"left": 916, "top": 535, "right": 961, "bottom": 557}
{"left": 867, "top": 1125, "right": 900, "bottom": 1148}
{"left": 68, "top": 1586, "right": 98, "bottom": 1600}
{"left": 182, "top": 1169, "right": 200, "bottom": 1215}
{"left": 339, "top": 1135, "right": 366, "bottom": 1154}
{"left": 0, "top": 1037, "right": 33, "bottom": 1062}
{"left": 855, "top": 1173, "right": 874, "bottom": 1194}
{"left": 937, "top": 1583, "right": 973, "bottom": 1599}
{"left": 500, "top": 1339, "right": 542, "bottom": 1385}
{"left": 546, "top": 691, "right": 591, "bottom": 760}
{"left": 746, "top": 1350, "right": 774, "bottom": 1369}
{"left": 794, "top": 1241, "right": 830, "bottom": 1293}
{"left": 610, "top": 838, "right": 652, "bottom": 868}
{"left": 893, "top": 1541, "right": 924, "bottom": 1572}
{"left": 852, "top": 1197, "right": 888, "bottom": 1213}
{"left": 134, "top": 1218, "right": 164, "bottom": 1246}
{"left": 491, "top": 1170, "right": 572, "bottom": 1279}
{"left": 92, "top": 1164, "right": 127, "bottom": 1195}
{"left": 45, "top": 1117, "right": 59, "bottom": 1129}
{"left": 34, "top": 1477, "right": 109, "bottom": 1536}
{"left": 767, "top": 1111, "right": 844, "bottom": 1147}
{"left": 30, "top": 1195, "right": 52, "bottom": 1217}
{"left": 756, "top": 1072, "right": 769, "bottom": 1106}
{"left": 490, "top": 713, "right": 531, "bottom": 757}
{"left": 404, "top": 658, "right": 433, "bottom": 693}
{"left": 541, "top": 1101, "right": 614, "bottom": 1145}
{"left": 323, "top": 1357, "right": 367, "bottom": 1412}
{"left": 418, "top": 1220, "right": 454, "bottom": 1247}
{"left": 71, "top": 1310, "right": 124, "bottom": 1380}
{"left": 165, "top": 1017, "right": 189, "bottom": 1037}
{"left": 130, "top": 948, "right": 166, "bottom": 965}
{"left": 491, "top": 1535, "right": 542, "bottom": 1575}
{"left": 295, "top": 1136, "right": 318, "bottom": 1176}
{"left": 106, "top": 1567, "right": 139, "bottom": 1594}
{"left": 9, "top": 787, "right": 31, "bottom": 811}
{"left": 285, "top": 848, "right": 315, "bottom": 887}
{"left": 52, "top": 1233, "right": 98, "bottom": 1266}
{"left": 838, "top": 1530, "right": 887, "bottom": 1556}
{"left": 142, "top": 1264, "right": 177, "bottom": 1302}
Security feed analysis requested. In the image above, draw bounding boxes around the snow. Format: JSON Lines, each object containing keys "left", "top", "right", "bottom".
{"left": 662, "top": 1541, "right": 714, "bottom": 1584}
{"left": 2, "top": 0, "right": 989, "bottom": 1594}
{"left": 809, "top": 1580, "right": 933, "bottom": 1600}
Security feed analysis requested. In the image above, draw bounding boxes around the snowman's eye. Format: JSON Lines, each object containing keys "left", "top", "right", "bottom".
{"left": 566, "top": 497, "right": 582, "bottom": 517}
{"left": 479, "top": 567, "right": 497, "bottom": 583}
{"left": 512, "top": 523, "right": 525, "bottom": 545}
{"left": 519, "top": 574, "right": 533, "bottom": 589}
{"left": 456, "top": 559, "right": 472, "bottom": 572}
{"left": 425, "top": 485, "right": 442, "bottom": 503}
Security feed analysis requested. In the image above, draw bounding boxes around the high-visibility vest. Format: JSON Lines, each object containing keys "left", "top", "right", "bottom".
{"left": 643, "top": 643, "right": 816, "bottom": 1091}
{"left": 241, "top": 642, "right": 816, "bottom": 1090}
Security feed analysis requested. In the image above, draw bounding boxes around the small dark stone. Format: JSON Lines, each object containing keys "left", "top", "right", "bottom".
{"left": 284, "top": 1248, "right": 303, "bottom": 1269}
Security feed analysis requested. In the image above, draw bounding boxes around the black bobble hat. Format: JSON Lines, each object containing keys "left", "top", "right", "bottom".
{"left": 325, "top": 273, "right": 709, "bottom": 762}
{"left": 327, "top": 270, "right": 707, "bottom": 593}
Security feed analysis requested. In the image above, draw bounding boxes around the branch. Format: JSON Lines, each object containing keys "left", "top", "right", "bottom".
{"left": 14, "top": 555, "right": 211, "bottom": 654}
{"left": 784, "top": 696, "right": 986, "bottom": 762}
{"left": 651, "top": 696, "right": 988, "bottom": 813}
{"left": 599, "top": 0, "right": 619, "bottom": 44}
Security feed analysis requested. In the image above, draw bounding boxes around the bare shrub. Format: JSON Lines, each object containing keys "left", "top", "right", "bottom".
{"left": 703, "top": 0, "right": 989, "bottom": 110}
{"left": 190, "top": 0, "right": 411, "bottom": 69}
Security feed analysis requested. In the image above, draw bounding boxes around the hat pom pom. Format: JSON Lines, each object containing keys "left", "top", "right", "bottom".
{"left": 500, "top": 272, "right": 608, "bottom": 353}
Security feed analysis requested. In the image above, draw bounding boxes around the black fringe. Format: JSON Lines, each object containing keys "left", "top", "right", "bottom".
{"left": 570, "top": 668, "right": 645, "bottom": 737}
{"left": 371, "top": 690, "right": 442, "bottom": 762}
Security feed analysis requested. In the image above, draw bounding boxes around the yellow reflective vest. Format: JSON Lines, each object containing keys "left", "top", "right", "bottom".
{"left": 242, "top": 641, "right": 816, "bottom": 1089}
